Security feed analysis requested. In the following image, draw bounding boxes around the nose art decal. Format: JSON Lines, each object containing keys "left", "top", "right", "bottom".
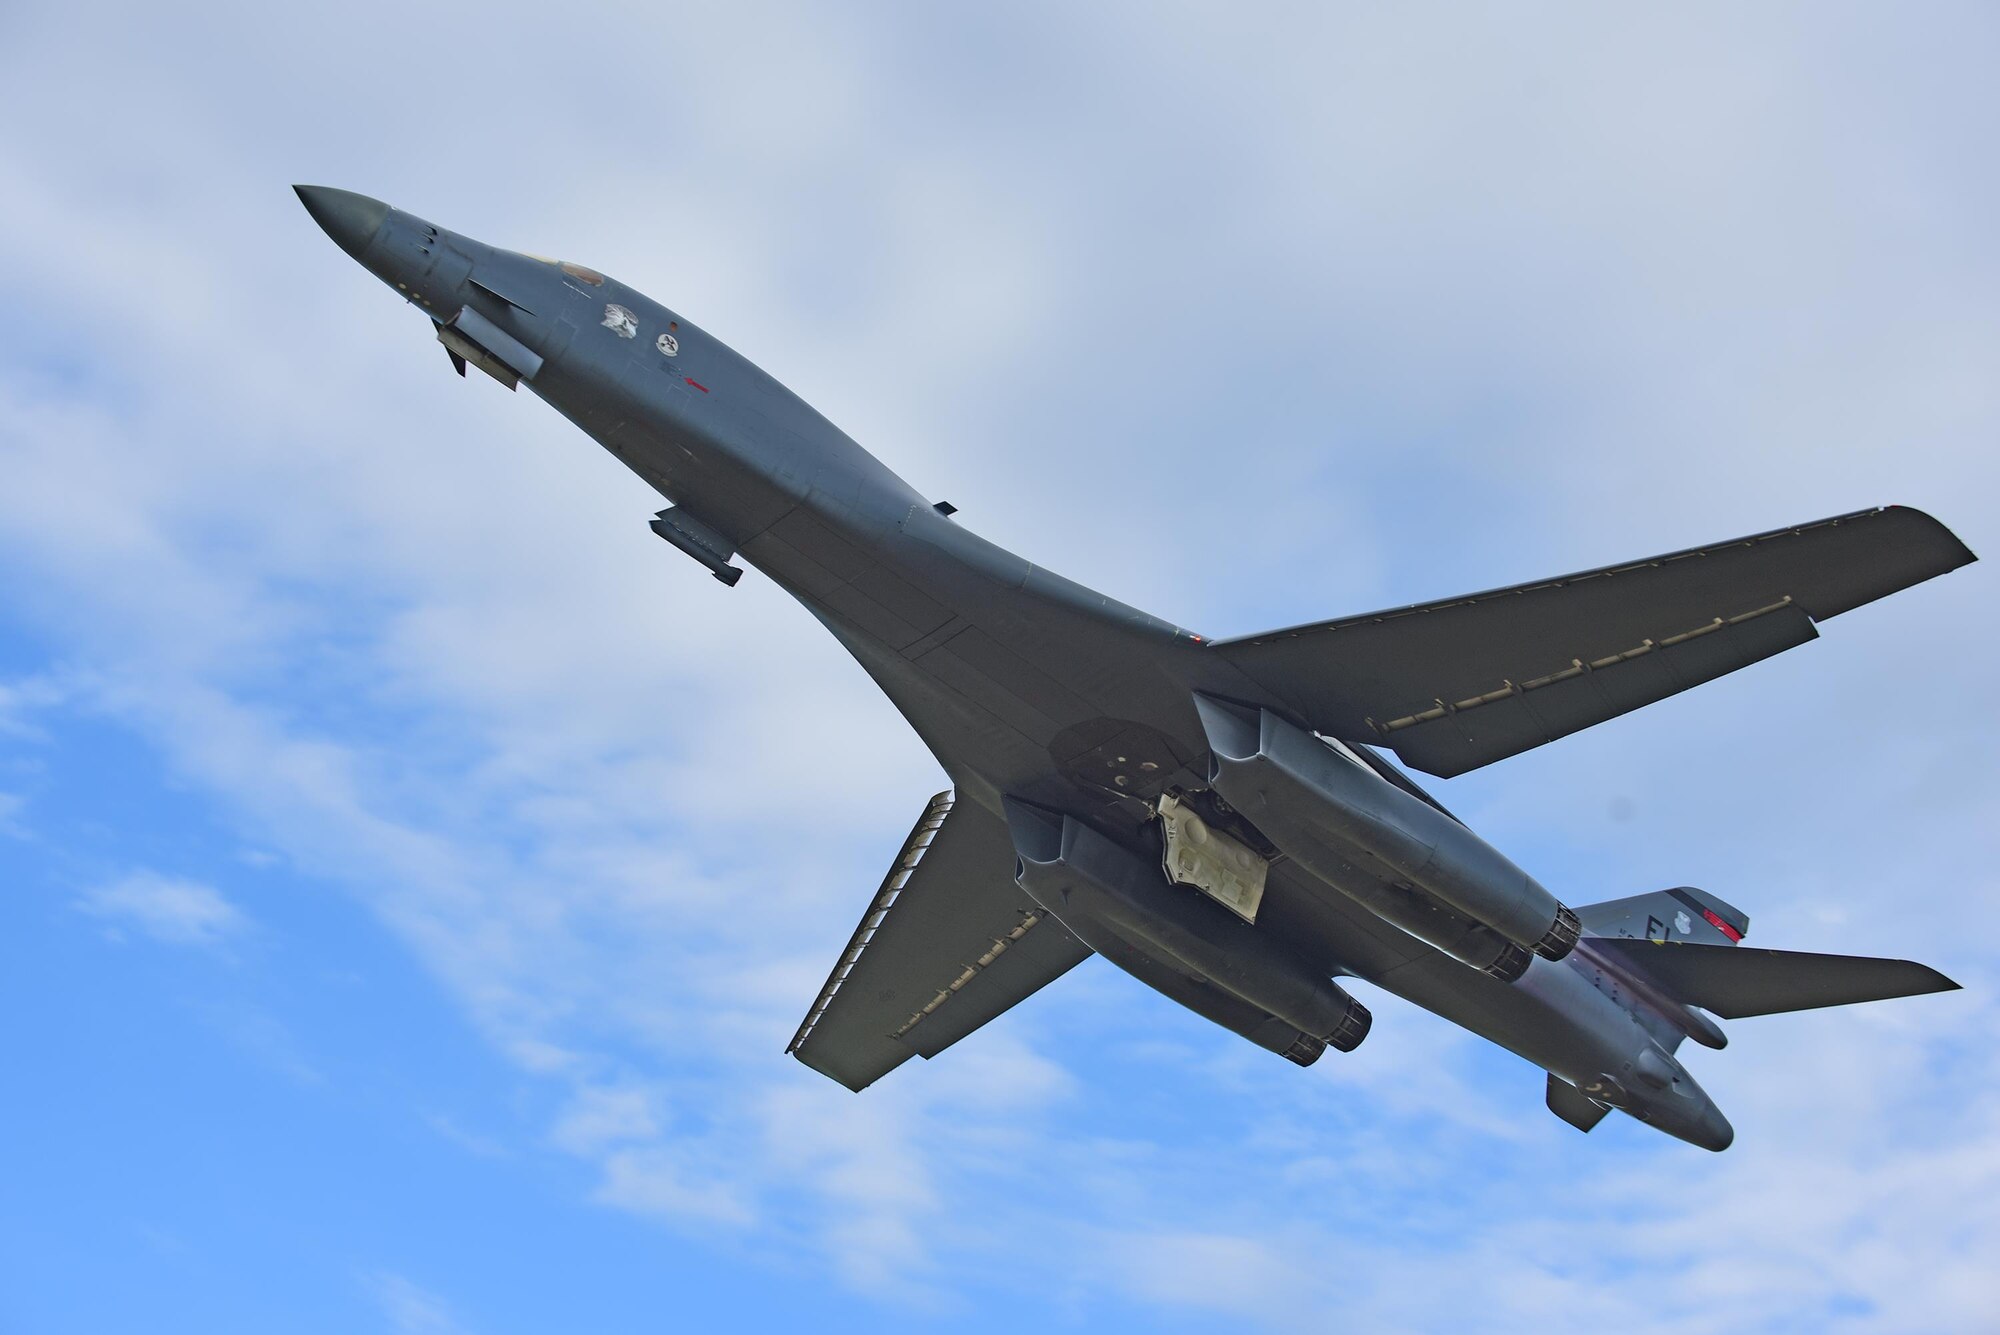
{"left": 601, "top": 304, "right": 638, "bottom": 338}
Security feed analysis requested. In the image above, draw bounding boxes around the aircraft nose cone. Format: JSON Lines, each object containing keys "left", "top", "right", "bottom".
{"left": 293, "top": 184, "right": 390, "bottom": 260}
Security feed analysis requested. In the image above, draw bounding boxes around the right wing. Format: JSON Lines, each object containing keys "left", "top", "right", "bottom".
{"left": 1211, "top": 506, "right": 1974, "bottom": 778}
{"left": 787, "top": 791, "right": 1092, "bottom": 1091}
{"left": 1593, "top": 940, "right": 1959, "bottom": 1019}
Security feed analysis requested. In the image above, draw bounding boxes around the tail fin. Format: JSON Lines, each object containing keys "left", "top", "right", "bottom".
{"left": 1592, "top": 939, "right": 1959, "bottom": 1019}
{"left": 1578, "top": 886, "right": 1749, "bottom": 946}
{"left": 1549, "top": 887, "right": 1957, "bottom": 1142}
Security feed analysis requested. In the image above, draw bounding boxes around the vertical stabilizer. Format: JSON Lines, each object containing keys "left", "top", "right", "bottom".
{"left": 1578, "top": 887, "right": 1748, "bottom": 946}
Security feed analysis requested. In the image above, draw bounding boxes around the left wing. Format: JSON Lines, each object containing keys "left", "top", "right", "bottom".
{"left": 787, "top": 791, "right": 1092, "bottom": 1091}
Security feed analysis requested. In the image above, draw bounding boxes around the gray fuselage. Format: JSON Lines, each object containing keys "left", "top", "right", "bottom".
{"left": 309, "top": 189, "right": 1732, "bottom": 1150}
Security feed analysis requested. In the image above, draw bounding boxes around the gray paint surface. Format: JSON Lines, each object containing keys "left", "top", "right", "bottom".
{"left": 299, "top": 185, "right": 1971, "bottom": 1151}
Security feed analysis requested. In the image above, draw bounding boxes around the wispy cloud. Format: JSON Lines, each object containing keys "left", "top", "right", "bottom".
{"left": 549, "top": 1084, "right": 659, "bottom": 1156}
{"left": 592, "top": 1145, "right": 757, "bottom": 1230}
{"left": 189, "top": 999, "right": 324, "bottom": 1086}
{"left": 75, "top": 870, "right": 246, "bottom": 947}
{"left": 364, "top": 1272, "right": 468, "bottom": 1335}
{"left": 0, "top": 3, "right": 1995, "bottom": 1332}
{"left": 0, "top": 676, "right": 63, "bottom": 738}
{"left": 423, "top": 1111, "right": 508, "bottom": 1160}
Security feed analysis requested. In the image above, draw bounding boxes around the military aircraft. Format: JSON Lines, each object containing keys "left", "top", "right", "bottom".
{"left": 299, "top": 185, "right": 1974, "bottom": 1151}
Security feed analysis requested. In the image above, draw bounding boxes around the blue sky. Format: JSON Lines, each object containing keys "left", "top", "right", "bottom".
{"left": 2, "top": 4, "right": 1997, "bottom": 1331}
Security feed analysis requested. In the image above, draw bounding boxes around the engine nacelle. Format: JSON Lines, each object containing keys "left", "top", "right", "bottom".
{"left": 1005, "top": 799, "right": 1371, "bottom": 1055}
{"left": 1085, "top": 928, "right": 1332, "bottom": 1066}
{"left": 1195, "top": 695, "right": 1580, "bottom": 966}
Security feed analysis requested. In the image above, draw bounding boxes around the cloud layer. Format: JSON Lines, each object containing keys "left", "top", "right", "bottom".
{"left": 2, "top": 3, "right": 1996, "bottom": 1332}
{"left": 75, "top": 871, "right": 245, "bottom": 947}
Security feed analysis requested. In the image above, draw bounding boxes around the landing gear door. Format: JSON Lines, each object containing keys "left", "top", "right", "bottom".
{"left": 1158, "top": 794, "right": 1268, "bottom": 923}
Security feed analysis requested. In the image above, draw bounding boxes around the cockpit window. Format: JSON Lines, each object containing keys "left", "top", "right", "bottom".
{"left": 560, "top": 262, "right": 606, "bottom": 286}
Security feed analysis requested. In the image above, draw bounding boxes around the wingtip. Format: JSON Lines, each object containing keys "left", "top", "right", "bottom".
{"left": 1880, "top": 504, "right": 1978, "bottom": 567}
{"left": 1859, "top": 958, "right": 1960, "bottom": 999}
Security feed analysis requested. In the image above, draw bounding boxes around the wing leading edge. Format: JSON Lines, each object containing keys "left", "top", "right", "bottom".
{"left": 788, "top": 791, "right": 1092, "bottom": 1092}
{"left": 1593, "top": 939, "right": 1959, "bottom": 1018}
{"left": 1211, "top": 506, "right": 1974, "bottom": 777}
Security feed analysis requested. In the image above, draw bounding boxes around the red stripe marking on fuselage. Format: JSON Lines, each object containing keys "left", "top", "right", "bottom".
{"left": 1701, "top": 908, "right": 1744, "bottom": 942}
{"left": 684, "top": 377, "right": 709, "bottom": 393}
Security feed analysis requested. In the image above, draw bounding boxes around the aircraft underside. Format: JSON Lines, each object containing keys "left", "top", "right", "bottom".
{"left": 294, "top": 184, "right": 1970, "bottom": 1151}
{"left": 771, "top": 503, "right": 1964, "bottom": 1152}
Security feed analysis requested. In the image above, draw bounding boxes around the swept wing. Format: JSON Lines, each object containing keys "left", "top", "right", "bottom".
{"left": 1594, "top": 939, "right": 1958, "bottom": 1019}
{"left": 1212, "top": 506, "right": 1973, "bottom": 777}
{"left": 787, "top": 792, "right": 1091, "bottom": 1091}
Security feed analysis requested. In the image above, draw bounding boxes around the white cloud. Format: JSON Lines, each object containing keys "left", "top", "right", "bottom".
{"left": 364, "top": 1272, "right": 468, "bottom": 1335}
{"left": 189, "top": 999, "right": 324, "bottom": 1087}
{"left": 0, "top": 675, "right": 63, "bottom": 738}
{"left": 1101, "top": 1231, "right": 1300, "bottom": 1327}
{"left": 549, "top": 1085, "right": 659, "bottom": 1156}
{"left": 0, "top": 3, "right": 1995, "bottom": 1331}
{"left": 76, "top": 870, "right": 246, "bottom": 947}
{"left": 592, "top": 1146, "right": 756, "bottom": 1230}
{"left": 757, "top": 1082, "right": 939, "bottom": 1290}
{"left": 423, "top": 1112, "right": 508, "bottom": 1160}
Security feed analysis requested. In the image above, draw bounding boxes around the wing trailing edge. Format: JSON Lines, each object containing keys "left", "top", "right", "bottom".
{"left": 788, "top": 791, "right": 1091, "bottom": 1092}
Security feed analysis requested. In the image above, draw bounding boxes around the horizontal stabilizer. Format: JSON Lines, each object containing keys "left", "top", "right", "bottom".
{"left": 1210, "top": 507, "right": 1975, "bottom": 777}
{"left": 1546, "top": 1074, "right": 1611, "bottom": 1132}
{"left": 1594, "top": 939, "right": 1959, "bottom": 1019}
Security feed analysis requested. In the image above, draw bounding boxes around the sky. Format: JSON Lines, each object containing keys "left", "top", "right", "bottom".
{"left": 2, "top": 4, "right": 1997, "bottom": 1332}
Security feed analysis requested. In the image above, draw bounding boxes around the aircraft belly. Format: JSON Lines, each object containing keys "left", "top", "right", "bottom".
{"left": 909, "top": 632, "right": 1066, "bottom": 740}
{"left": 1255, "top": 860, "right": 1429, "bottom": 976}
{"left": 538, "top": 339, "right": 804, "bottom": 543}
{"left": 1253, "top": 858, "right": 1648, "bottom": 1083}
{"left": 736, "top": 486, "right": 1658, "bottom": 1090}
{"left": 915, "top": 626, "right": 1094, "bottom": 730}
{"left": 790, "top": 586, "right": 1064, "bottom": 811}
{"left": 744, "top": 497, "right": 1210, "bottom": 807}
{"left": 299, "top": 190, "right": 1967, "bottom": 1153}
